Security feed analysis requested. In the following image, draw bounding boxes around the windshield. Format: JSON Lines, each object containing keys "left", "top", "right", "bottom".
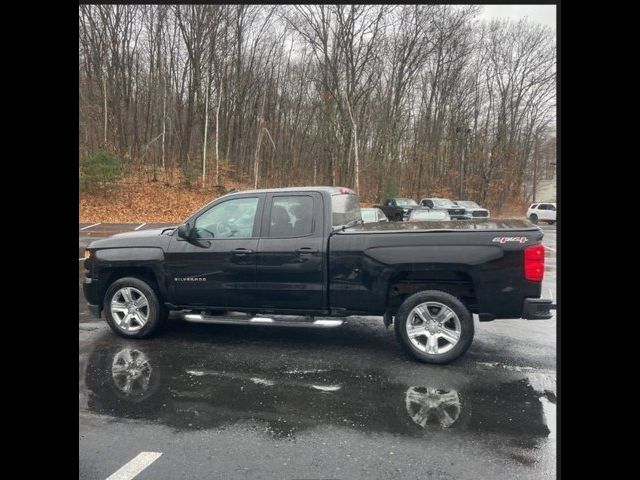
{"left": 432, "top": 199, "right": 457, "bottom": 208}
{"left": 332, "top": 194, "right": 361, "bottom": 227}
{"left": 395, "top": 198, "right": 418, "bottom": 206}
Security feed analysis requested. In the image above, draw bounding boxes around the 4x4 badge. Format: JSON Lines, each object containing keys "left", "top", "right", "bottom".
{"left": 492, "top": 236, "right": 528, "bottom": 244}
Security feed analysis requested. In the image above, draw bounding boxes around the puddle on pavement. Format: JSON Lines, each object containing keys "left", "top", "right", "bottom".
{"left": 82, "top": 338, "right": 551, "bottom": 443}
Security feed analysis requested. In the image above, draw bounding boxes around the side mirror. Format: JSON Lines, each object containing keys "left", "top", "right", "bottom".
{"left": 177, "top": 223, "right": 191, "bottom": 239}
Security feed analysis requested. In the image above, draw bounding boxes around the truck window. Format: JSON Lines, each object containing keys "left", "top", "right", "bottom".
{"left": 332, "top": 194, "right": 361, "bottom": 227}
{"left": 267, "top": 196, "right": 314, "bottom": 237}
{"left": 360, "top": 209, "right": 377, "bottom": 222}
{"left": 193, "top": 197, "right": 259, "bottom": 239}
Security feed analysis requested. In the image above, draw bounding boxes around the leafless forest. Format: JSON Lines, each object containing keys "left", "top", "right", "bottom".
{"left": 79, "top": 5, "right": 556, "bottom": 209}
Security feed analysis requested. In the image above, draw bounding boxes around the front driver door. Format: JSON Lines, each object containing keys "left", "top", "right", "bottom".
{"left": 165, "top": 194, "right": 265, "bottom": 308}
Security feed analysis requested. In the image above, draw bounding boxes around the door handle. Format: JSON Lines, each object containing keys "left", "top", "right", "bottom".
{"left": 232, "top": 248, "right": 254, "bottom": 255}
{"left": 296, "top": 247, "right": 319, "bottom": 254}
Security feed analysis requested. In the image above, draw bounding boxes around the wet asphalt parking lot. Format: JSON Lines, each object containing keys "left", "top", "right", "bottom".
{"left": 79, "top": 222, "right": 557, "bottom": 480}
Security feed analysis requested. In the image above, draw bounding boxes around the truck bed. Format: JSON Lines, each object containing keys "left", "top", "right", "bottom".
{"left": 338, "top": 218, "right": 538, "bottom": 234}
{"left": 328, "top": 218, "right": 544, "bottom": 318}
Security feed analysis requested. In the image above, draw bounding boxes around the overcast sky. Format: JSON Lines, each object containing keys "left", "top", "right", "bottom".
{"left": 477, "top": 5, "right": 556, "bottom": 29}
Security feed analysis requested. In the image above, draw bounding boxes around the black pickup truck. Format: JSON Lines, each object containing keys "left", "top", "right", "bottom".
{"left": 83, "top": 186, "right": 555, "bottom": 363}
{"left": 376, "top": 197, "right": 419, "bottom": 221}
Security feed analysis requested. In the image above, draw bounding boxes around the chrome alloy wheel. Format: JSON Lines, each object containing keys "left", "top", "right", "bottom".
{"left": 111, "top": 348, "right": 152, "bottom": 396}
{"left": 110, "top": 287, "right": 150, "bottom": 333}
{"left": 405, "top": 302, "right": 461, "bottom": 355}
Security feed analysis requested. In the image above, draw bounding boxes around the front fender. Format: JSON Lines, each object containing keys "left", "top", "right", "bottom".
{"left": 93, "top": 247, "right": 168, "bottom": 298}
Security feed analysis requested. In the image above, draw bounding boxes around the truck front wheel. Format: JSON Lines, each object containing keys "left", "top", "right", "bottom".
{"left": 394, "top": 290, "right": 474, "bottom": 364}
{"left": 104, "top": 277, "right": 168, "bottom": 339}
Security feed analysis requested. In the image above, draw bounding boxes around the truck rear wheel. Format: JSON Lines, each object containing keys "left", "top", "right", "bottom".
{"left": 104, "top": 277, "right": 168, "bottom": 339}
{"left": 394, "top": 290, "right": 474, "bottom": 364}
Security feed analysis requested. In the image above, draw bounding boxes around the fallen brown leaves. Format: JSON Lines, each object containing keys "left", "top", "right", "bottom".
{"left": 79, "top": 170, "right": 531, "bottom": 222}
{"left": 79, "top": 170, "right": 253, "bottom": 223}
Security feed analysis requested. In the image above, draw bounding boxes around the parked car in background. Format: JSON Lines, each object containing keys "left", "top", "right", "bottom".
{"left": 526, "top": 202, "right": 556, "bottom": 224}
{"left": 407, "top": 208, "right": 451, "bottom": 222}
{"left": 360, "top": 207, "right": 389, "bottom": 223}
{"left": 454, "top": 200, "right": 490, "bottom": 219}
{"left": 419, "top": 198, "right": 467, "bottom": 220}
{"left": 377, "top": 198, "right": 419, "bottom": 221}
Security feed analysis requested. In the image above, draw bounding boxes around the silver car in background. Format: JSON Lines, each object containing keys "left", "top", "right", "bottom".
{"left": 454, "top": 200, "right": 490, "bottom": 219}
{"left": 407, "top": 208, "right": 451, "bottom": 222}
{"left": 419, "top": 198, "right": 467, "bottom": 219}
{"left": 360, "top": 207, "right": 389, "bottom": 223}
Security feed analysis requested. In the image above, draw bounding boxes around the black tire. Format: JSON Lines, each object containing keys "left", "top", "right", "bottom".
{"left": 104, "top": 277, "right": 168, "bottom": 339}
{"left": 529, "top": 214, "right": 538, "bottom": 224}
{"left": 394, "top": 290, "right": 474, "bottom": 364}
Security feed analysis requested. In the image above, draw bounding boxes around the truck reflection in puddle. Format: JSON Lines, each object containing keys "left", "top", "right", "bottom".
{"left": 85, "top": 342, "right": 550, "bottom": 440}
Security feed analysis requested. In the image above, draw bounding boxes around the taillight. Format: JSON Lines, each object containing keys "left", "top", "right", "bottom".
{"left": 524, "top": 244, "right": 545, "bottom": 282}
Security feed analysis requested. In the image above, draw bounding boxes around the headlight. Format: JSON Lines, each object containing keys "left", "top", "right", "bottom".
{"left": 84, "top": 249, "right": 92, "bottom": 259}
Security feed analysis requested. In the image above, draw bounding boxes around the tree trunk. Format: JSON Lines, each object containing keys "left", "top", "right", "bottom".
{"left": 347, "top": 101, "right": 360, "bottom": 193}
{"left": 215, "top": 82, "right": 221, "bottom": 185}
{"left": 253, "top": 93, "right": 267, "bottom": 189}
{"left": 202, "top": 85, "right": 209, "bottom": 188}
{"left": 103, "top": 75, "right": 108, "bottom": 146}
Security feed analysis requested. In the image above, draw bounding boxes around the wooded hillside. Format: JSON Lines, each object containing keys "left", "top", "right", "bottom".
{"left": 79, "top": 5, "right": 556, "bottom": 217}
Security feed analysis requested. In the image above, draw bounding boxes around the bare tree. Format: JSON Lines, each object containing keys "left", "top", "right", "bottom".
{"left": 79, "top": 5, "right": 555, "bottom": 209}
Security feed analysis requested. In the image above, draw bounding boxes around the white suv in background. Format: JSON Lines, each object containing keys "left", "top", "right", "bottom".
{"left": 527, "top": 202, "right": 556, "bottom": 224}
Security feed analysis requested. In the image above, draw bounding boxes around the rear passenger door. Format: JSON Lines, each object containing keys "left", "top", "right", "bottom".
{"left": 255, "top": 192, "right": 326, "bottom": 311}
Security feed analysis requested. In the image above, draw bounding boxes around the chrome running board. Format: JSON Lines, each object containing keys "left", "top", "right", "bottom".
{"left": 182, "top": 312, "right": 344, "bottom": 328}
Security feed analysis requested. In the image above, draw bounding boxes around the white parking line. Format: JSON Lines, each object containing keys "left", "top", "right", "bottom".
{"left": 134, "top": 223, "right": 146, "bottom": 230}
{"left": 545, "top": 246, "right": 557, "bottom": 253}
{"left": 80, "top": 222, "right": 101, "bottom": 231}
{"left": 106, "top": 452, "right": 162, "bottom": 480}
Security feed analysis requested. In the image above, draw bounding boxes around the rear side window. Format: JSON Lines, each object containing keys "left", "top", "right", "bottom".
{"left": 332, "top": 194, "right": 361, "bottom": 227}
{"left": 531, "top": 204, "right": 539, "bottom": 209}
{"left": 267, "top": 196, "right": 314, "bottom": 237}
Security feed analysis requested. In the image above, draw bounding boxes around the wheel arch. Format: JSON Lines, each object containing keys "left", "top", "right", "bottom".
{"left": 99, "top": 266, "right": 166, "bottom": 305}
{"left": 386, "top": 269, "right": 478, "bottom": 314}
